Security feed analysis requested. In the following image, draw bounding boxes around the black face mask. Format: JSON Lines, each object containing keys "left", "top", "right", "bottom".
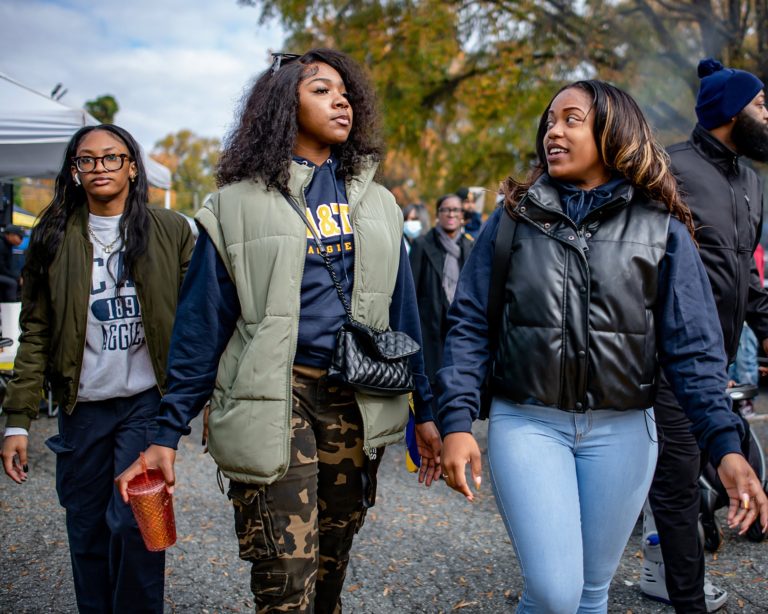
{"left": 731, "top": 110, "right": 768, "bottom": 162}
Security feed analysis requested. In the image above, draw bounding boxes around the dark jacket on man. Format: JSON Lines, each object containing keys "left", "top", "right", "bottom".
{"left": 409, "top": 227, "right": 473, "bottom": 385}
{"left": 668, "top": 123, "right": 768, "bottom": 361}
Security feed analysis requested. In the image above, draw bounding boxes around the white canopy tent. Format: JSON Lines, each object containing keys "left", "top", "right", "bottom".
{"left": 0, "top": 73, "right": 172, "bottom": 206}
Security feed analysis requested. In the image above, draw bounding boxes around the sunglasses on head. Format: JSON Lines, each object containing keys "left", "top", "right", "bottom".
{"left": 270, "top": 52, "right": 301, "bottom": 75}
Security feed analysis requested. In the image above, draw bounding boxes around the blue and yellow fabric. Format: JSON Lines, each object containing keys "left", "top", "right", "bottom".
{"left": 405, "top": 395, "right": 421, "bottom": 472}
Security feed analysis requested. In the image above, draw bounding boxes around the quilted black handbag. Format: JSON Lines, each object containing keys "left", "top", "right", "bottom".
{"left": 281, "top": 191, "right": 419, "bottom": 396}
{"left": 329, "top": 319, "right": 419, "bottom": 396}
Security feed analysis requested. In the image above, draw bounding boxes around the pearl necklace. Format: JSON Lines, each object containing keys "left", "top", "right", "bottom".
{"left": 87, "top": 223, "right": 121, "bottom": 254}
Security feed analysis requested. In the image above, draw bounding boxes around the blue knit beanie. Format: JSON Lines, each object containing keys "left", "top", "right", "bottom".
{"left": 695, "top": 58, "right": 764, "bottom": 129}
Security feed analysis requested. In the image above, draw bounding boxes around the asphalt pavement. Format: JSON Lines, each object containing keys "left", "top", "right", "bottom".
{"left": 1, "top": 404, "right": 767, "bottom": 613}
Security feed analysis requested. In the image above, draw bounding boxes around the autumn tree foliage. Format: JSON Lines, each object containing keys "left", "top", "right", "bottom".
{"left": 239, "top": 0, "right": 767, "bottom": 204}
{"left": 153, "top": 130, "right": 220, "bottom": 213}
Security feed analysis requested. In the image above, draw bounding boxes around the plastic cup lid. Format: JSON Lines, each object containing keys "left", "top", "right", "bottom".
{"left": 127, "top": 469, "right": 167, "bottom": 496}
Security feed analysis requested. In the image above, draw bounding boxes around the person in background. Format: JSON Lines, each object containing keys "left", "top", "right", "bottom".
{"left": 402, "top": 202, "right": 430, "bottom": 253}
{"left": 1, "top": 124, "right": 195, "bottom": 613}
{"left": 728, "top": 245, "right": 764, "bottom": 419}
{"left": 0, "top": 224, "right": 24, "bottom": 302}
{"left": 116, "top": 48, "right": 441, "bottom": 613}
{"left": 409, "top": 194, "right": 473, "bottom": 416}
{"left": 438, "top": 79, "right": 767, "bottom": 613}
{"left": 641, "top": 58, "right": 768, "bottom": 613}
{"left": 456, "top": 186, "right": 483, "bottom": 239}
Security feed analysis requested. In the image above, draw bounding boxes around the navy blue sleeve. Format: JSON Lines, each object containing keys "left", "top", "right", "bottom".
{"left": 152, "top": 230, "right": 241, "bottom": 448}
{"left": 389, "top": 241, "right": 434, "bottom": 422}
{"left": 436, "top": 208, "right": 501, "bottom": 435}
{"left": 656, "top": 219, "right": 744, "bottom": 465}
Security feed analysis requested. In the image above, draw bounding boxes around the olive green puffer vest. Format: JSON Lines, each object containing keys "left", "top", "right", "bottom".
{"left": 196, "top": 161, "right": 409, "bottom": 484}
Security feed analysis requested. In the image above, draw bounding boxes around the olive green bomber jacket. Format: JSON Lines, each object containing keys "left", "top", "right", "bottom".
{"left": 3, "top": 206, "right": 195, "bottom": 430}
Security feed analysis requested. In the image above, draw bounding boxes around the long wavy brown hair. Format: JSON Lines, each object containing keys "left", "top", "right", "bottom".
{"left": 501, "top": 80, "right": 694, "bottom": 237}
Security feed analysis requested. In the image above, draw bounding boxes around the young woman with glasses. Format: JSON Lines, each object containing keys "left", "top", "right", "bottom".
{"left": 0, "top": 124, "right": 194, "bottom": 612}
{"left": 116, "top": 48, "right": 440, "bottom": 612}
{"left": 437, "top": 80, "right": 768, "bottom": 612}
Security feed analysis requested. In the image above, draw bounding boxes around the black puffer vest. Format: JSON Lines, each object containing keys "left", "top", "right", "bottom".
{"left": 491, "top": 176, "right": 670, "bottom": 412}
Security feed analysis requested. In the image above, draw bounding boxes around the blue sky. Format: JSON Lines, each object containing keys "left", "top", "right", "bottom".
{"left": 0, "top": 0, "right": 285, "bottom": 150}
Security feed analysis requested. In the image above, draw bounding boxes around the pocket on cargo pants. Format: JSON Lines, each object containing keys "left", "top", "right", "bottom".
{"left": 45, "top": 434, "right": 77, "bottom": 509}
{"left": 228, "top": 482, "right": 286, "bottom": 561}
{"left": 229, "top": 482, "right": 291, "bottom": 601}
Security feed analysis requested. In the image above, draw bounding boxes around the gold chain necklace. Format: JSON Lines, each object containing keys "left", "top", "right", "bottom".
{"left": 87, "top": 223, "right": 121, "bottom": 254}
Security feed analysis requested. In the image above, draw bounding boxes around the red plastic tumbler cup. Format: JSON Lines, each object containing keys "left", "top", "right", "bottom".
{"left": 126, "top": 468, "right": 176, "bottom": 552}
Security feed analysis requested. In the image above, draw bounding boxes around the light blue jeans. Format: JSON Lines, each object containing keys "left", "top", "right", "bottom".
{"left": 728, "top": 324, "right": 759, "bottom": 386}
{"left": 488, "top": 399, "right": 657, "bottom": 613}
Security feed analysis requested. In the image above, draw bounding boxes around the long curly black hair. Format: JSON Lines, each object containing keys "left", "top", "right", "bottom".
{"left": 217, "top": 48, "right": 384, "bottom": 190}
{"left": 24, "top": 124, "right": 150, "bottom": 300}
{"left": 502, "top": 80, "right": 695, "bottom": 237}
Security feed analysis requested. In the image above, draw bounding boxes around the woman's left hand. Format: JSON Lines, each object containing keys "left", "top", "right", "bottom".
{"left": 415, "top": 420, "right": 442, "bottom": 487}
{"left": 717, "top": 452, "right": 768, "bottom": 535}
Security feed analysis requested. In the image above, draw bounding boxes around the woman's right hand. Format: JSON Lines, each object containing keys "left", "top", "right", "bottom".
{"left": 1, "top": 435, "right": 29, "bottom": 483}
{"left": 115, "top": 444, "right": 176, "bottom": 503}
{"left": 442, "top": 432, "right": 482, "bottom": 502}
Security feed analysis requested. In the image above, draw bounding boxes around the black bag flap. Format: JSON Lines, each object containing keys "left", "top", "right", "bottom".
{"left": 344, "top": 320, "right": 420, "bottom": 360}
{"left": 373, "top": 329, "right": 420, "bottom": 359}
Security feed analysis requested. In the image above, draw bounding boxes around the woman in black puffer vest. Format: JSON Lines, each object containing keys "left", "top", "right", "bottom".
{"left": 437, "top": 80, "right": 767, "bottom": 613}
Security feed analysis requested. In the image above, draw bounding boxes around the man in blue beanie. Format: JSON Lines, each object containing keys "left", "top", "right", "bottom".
{"left": 640, "top": 58, "right": 768, "bottom": 613}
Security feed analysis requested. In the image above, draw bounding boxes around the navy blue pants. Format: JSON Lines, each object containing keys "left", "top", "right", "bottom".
{"left": 648, "top": 379, "right": 706, "bottom": 614}
{"left": 46, "top": 387, "right": 165, "bottom": 613}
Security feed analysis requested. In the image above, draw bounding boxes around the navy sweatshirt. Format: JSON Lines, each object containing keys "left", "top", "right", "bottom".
{"left": 153, "top": 165, "right": 433, "bottom": 449}
{"left": 294, "top": 156, "right": 355, "bottom": 367}
{"left": 437, "top": 206, "right": 744, "bottom": 466}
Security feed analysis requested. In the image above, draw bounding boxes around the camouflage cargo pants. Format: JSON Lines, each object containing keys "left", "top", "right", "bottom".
{"left": 228, "top": 366, "right": 382, "bottom": 613}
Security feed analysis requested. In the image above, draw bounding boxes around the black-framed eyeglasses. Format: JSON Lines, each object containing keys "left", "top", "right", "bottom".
{"left": 438, "top": 207, "right": 462, "bottom": 216}
{"left": 270, "top": 52, "right": 301, "bottom": 75}
{"left": 72, "top": 154, "right": 132, "bottom": 173}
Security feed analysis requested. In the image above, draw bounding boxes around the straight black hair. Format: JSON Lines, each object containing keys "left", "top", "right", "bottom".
{"left": 25, "top": 124, "right": 150, "bottom": 300}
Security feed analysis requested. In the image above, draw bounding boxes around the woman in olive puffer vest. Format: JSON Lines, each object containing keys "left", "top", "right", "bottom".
{"left": 1, "top": 124, "right": 194, "bottom": 613}
{"left": 438, "top": 80, "right": 768, "bottom": 613}
{"left": 117, "top": 49, "right": 441, "bottom": 613}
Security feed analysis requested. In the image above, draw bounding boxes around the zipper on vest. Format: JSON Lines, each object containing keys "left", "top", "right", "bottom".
{"left": 577, "top": 227, "right": 590, "bottom": 252}
{"left": 286, "top": 190, "right": 310, "bottom": 480}
{"left": 348, "top": 202, "right": 381, "bottom": 464}
{"left": 521, "top": 197, "right": 596, "bottom": 260}
{"left": 577, "top": 251, "right": 592, "bottom": 410}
